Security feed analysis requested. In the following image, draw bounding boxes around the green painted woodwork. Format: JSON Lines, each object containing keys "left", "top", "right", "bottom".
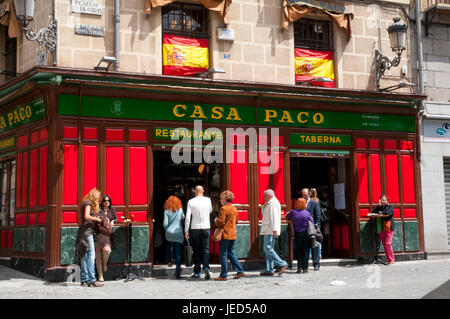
{"left": 25, "top": 227, "right": 45, "bottom": 253}
{"left": 0, "top": 98, "right": 46, "bottom": 134}
{"left": 26, "top": 228, "right": 35, "bottom": 252}
{"left": 290, "top": 133, "right": 351, "bottom": 146}
{"left": 360, "top": 221, "right": 411, "bottom": 254}
{"left": 60, "top": 227, "right": 79, "bottom": 265}
{"left": 58, "top": 94, "right": 415, "bottom": 133}
{"left": 109, "top": 226, "right": 127, "bottom": 263}
{"left": 130, "top": 226, "right": 149, "bottom": 263}
{"left": 258, "top": 224, "right": 289, "bottom": 258}
{"left": 234, "top": 224, "right": 251, "bottom": 258}
{"left": 359, "top": 222, "right": 374, "bottom": 254}
{"left": 12, "top": 228, "right": 25, "bottom": 252}
{"left": 404, "top": 221, "right": 420, "bottom": 252}
{"left": 0, "top": 137, "right": 15, "bottom": 151}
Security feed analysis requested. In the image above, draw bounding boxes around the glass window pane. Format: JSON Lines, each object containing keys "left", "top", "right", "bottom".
{"left": 0, "top": 163, "right": 6, "bottom": 226}
{"left": 9, "top": 160, "right": 15, "bottom": 226}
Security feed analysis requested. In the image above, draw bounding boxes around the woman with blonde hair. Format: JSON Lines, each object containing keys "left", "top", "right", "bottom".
{"left": 310, "top": 188, "right": 320, "bottom": 203}
{"left": 286, "top": 197, "right": 313, "bottom": 274}
{"left": 163, "top": 195, "right": 185, "bottom": 279}
{"left": 214, "top": 190, "right": 245, "bottom": 281}
{"left": 75, "top": 188, "right": 103, "bottom": 287}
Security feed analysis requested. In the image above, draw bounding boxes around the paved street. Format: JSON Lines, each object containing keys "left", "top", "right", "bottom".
{"left": 0, "top": 258, "right": 449, "bottom": 299}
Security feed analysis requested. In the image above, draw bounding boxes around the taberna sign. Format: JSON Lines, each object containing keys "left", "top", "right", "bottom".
{"left": 423, "top": 119, "right": 450, "bottom": 142}
{"left": 0, "top": 98, "right": 46, "bottom": 133}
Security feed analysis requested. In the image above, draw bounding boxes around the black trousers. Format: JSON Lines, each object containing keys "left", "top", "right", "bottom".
{"left": 190, "top": 229, "right": 210, "bottom": 274}
{"left": 294, "top": 231, "right": 310, "bottom": 271}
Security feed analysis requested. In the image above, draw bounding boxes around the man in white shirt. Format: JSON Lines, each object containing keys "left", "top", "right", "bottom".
{"left": 185, "top": 185, "right": 212, "bottom": 280}
{"left": 260, "top": 189, "right": 288, "bottom": 276}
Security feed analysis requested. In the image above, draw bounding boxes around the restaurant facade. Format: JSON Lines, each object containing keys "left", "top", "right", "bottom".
{"left": 0, "top": 66, "right": 425, "bottom": 281}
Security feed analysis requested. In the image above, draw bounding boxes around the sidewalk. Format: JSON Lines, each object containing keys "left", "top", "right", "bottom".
{"left": 0, "top": 258, "right": 449, "bottom": 299}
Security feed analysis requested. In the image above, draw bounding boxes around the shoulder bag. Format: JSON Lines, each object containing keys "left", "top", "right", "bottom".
{"left": 212, "top": 207, "right": 230, "bottom": 241}
{"left": 165, "top": 209, "right": 180, "bottom": 235}
{"left": 212, "top": 227, "right": 223, "bottom": 241}
{"left": 183, "top": 238, "right": 193, "bottom": 267}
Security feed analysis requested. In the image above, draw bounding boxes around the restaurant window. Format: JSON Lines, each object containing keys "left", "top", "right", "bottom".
{"left": 0, "top": 159, "right": 16, "bottom": 227}
{"left": 294, "top": 18, "right": 335, "bottom": 88}
{"left": 162, "top": 3, "right": 209, "bottom": 76}
{"left": 4, "top": 28, "right": 17, "bottom": 81}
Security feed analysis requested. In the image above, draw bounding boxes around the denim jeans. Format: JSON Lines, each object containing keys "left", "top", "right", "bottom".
{"left": 309, "top": 243, "right": 321, "bottom": 268}
{"left": 294, "top": 231, "right": 310, "bottom": 271}
{"left": 190, "top": 229, "right": 210, "bottom": 275}
{"left": 80, "top": 234, "right": 96, "bottom": 283}
{"left": 167, "top": 241, "right": 182, "bottom": 274}
{"left": 219, "top": 239, "right": 244, "bottom": 278}
{"left": 262, "top": 235, "right": 287, "bottom": 273}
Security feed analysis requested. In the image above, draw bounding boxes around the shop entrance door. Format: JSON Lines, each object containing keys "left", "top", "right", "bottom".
{"left": 152, "top": 150, "right": 222, "bottom": 265}
{"left": 290, "top": 152, "right": 353, "bottom": 258}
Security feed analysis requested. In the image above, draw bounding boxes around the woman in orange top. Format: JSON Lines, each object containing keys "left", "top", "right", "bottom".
{"left": 214, "top": 190, "right": 246, "bottom": 281}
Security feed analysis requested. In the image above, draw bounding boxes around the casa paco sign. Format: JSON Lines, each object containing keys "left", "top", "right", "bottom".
{"left": 0, "top": 99, "right": 45, "bottom": 133}
{"left": 172, "top": 103, "right": 325, "bottom": 126}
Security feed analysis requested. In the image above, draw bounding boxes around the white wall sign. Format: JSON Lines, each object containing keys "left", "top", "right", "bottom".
{"left": 72, "top": 0, "right": 103, "bottom": 15}
{"left": 217, "top": 28, "right": 235, "bottom": 41}
{"left": 423, "top": 119, "right": 450, "bottom": 142}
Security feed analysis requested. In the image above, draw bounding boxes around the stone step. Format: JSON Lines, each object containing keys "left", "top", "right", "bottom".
{"left": 0, "top": 257, "right": 10, "bottom": 267}
{"left": 150, "top": 258, "right": 359, "bottom": 277}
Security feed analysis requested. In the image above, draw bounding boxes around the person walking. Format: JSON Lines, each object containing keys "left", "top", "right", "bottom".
{"left": 75, "top": 188, "right": 103, "bottom": 287}
{"left": 184, "top": 185, "right": 213, "bottom": 280}
{"left": 286, "top": 198, "right": 314, "bottom": 274}
{"left": 372, "top": 194, "right": 395, "bottom": 265}
{"left": 260, "top": 189, "right": 288, "bottom": 276}
{"left": 163, "top": 195, "right": 185, "bottom": 279}
{"left": 302, "top": 188, "right": 321, "bottom": 271}
{"left": 94, "top": 194, "right": 118, "bottom": 282}
{"left": 214, "top": 190, "right": 245, "bottom": 281}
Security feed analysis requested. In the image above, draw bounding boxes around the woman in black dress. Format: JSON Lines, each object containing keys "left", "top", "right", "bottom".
{"left": 94, "top": 194, "right": 118, "bottom": 282}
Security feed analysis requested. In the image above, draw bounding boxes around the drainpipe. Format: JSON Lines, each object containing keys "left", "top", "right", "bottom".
{"left": 415, "top": 0, "right": 425, "bottom": 98}
{"left": 52, "top": 0, "right": 57, "bottom": 66}
{"left": 113, "top": 0, "right": 120, "bottom": 71}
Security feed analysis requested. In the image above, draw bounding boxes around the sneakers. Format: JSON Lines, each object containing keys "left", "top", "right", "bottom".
{"left": 191, "top": 273, "right": 201, "bottom": 279}
{"left": 204, "top": 269, "right": 211, "bottom": 280}
{"left": 233, "top": 272, "right": 245, "bottom": 279}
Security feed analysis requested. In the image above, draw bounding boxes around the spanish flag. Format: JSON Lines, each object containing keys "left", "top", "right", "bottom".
{"left": 295, "top": 48, "right": 335, "bottom": 88}
{"left": 163, "top": 34, "right": 209, "bottom": 76}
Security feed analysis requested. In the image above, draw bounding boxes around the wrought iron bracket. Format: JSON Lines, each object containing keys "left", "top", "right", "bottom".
{"left": 22, "top": 14, "right": 57, "bottom": 59}
{"left": 375, "top": 49, "right": 402, "bottom": 91}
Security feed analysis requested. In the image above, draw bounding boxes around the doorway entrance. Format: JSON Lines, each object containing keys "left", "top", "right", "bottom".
{"left": 290, "top": 154, "right": 352, "bottom": 258}
{"left": 152, "top": 150, "right": 222, "bottom": 265}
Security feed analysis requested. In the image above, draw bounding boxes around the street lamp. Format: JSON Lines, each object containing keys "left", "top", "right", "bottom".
{"left": 375, "top": 17, "right": 408, "bottom": 90}
{"left": 13, "top": 0, "right": 57, "bottom": 60}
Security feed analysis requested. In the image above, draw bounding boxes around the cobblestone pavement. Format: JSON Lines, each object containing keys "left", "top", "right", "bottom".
{"left": 0, "top": 259, "right": 449, "bottom": 299}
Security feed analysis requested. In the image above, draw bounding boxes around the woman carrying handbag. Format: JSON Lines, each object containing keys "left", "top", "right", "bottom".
{"left": 163, "top": 196, "right": 185, "bottom": 279}
{"left": 213, "top": 190, "right": 245, "bottom": 281}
